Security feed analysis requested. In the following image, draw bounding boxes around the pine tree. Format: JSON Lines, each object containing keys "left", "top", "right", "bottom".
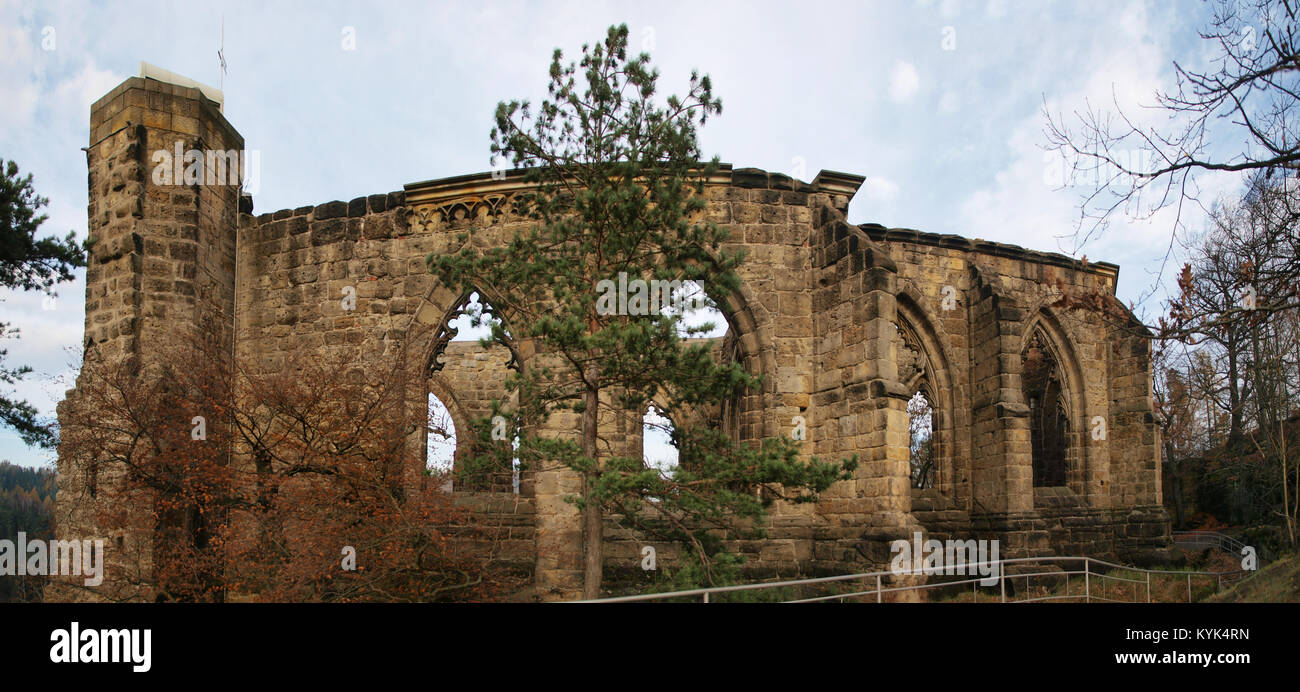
{"left": 430, "top": 24, "right": 855, "bottom": 597}
{"left": 0, "top": 159, "right": 87, "bottom": 448}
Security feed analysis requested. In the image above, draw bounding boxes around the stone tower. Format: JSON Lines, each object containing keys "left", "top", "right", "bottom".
{"left": 48, "top": 73, "right": 244, "bottom": 601}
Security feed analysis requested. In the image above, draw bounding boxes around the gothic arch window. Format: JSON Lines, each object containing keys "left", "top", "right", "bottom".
{"left": 663, "top": 279, "right": 747, "bottom": 445}
{"left": 894, "top": 320, "right": 940, "bottom": 490}
{"left": 429, "top": 290, "right": 514, "bottom": 372}
{"left": 908, "top": 389, "right": 936, "bottom": 489}
{"left": 1022, "top": 328, "right": 1070, "bottom": 488}
{"left": 424, "top": 290, "right": 518, "bottom": 493}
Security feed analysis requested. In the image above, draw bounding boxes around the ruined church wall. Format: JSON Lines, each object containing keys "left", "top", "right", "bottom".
{"left": 863, "top": 226, "right": 1167, "bottom": 559}
{"left": 53, "top": 75, "right": 1173, "bottom": 601}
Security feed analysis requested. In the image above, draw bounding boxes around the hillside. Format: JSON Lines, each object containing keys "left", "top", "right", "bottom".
{"left": 0, "top": 461, "right": 56, "bottom": 602}
{"left": 1207, "top": 554, "right": 1300, "bottom": 603}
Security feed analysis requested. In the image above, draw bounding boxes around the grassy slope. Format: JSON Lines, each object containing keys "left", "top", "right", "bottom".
{"left": 1207, "top": 554, "right": 1300, "bottom": 603}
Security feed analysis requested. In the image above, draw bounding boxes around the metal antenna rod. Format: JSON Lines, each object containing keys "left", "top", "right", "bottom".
{"left": 217, "top": 15, "right": 227, "bottom": 93}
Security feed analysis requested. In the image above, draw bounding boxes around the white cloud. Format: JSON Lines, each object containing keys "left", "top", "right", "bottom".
{"left": 954, "top": 1, "right": 1221, "bottom": 313}
{"left": 939, "top": 91, "right": 960, "bottom": 113}
{"left": 0, "top": 24, "right": 39, "bottom": 131}
{"left": 862, "top": 176, "right": 901, "bottom": 203}
{"left": 51, "top": 62, "right": 122, "bottom": 118}
{"left": 888, "top": 60, "right": 920, "bottom": 103}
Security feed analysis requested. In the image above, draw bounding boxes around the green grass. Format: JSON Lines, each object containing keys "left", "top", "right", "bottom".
{"left": 1207, "top": 553, "right": 1300, "bottom": 603}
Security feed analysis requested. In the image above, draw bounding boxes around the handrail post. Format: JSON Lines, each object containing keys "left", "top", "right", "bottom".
{"left": 703, "top": 591, "right": 709, "bottom": 604}
{"left": 876, "top": 574, "right": 881, "bottom": 604}
{"left": 1085, "top": 558, "right": 1090, "bottom": 603}
{"left": 1187, "top": 573, "right": 1191, "bottom": 603}
{"left": 1146, "top": 570, "right": 1151, "bottom": 603}
{"left": 1000, "top": 561, "right": 1006, "bottom": 603}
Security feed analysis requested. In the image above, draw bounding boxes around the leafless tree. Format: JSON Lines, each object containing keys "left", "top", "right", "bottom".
{"left": 1044, "top": 0, "right": 1299, "bottom": 253}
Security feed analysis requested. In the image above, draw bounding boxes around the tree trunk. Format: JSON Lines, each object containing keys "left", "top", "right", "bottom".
{"left": 581, "top": 368, "right": 603, "bottom": 599}
{"left": 1165, "top": 440, "right": 1185, "bottom": 528}
{"left": 1227, "top": 343, "right": 1243, "bottom": 445}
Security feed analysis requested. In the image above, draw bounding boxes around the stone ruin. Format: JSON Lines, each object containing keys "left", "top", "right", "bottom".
{"left": 48, "top": 74, "right": 1174, "bottom": 601}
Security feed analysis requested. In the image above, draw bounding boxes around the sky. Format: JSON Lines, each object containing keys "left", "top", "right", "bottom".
{"left": 0, "top": 0, "right": 1254, "bottom": 468}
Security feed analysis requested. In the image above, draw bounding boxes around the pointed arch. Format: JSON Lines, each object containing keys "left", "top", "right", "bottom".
{"left": 399, "top": 284, "right": 522, "bottom": 493}
{"left": 706, "top": 277, "right": 770, "bottom": 381}
{"left": 1020, "top": 309, "right": 1088, "bottom": 496}
{"left": 894, "top": 288, "right": 963, "bottom": 503}
{"left": 663, "top": 267, "right": 775, "bottom": 444}
{"left": 423, "top": 287, "right": 519, "bottom": 376}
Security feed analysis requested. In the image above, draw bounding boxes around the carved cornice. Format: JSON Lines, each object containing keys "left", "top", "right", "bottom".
{"left": 405, "top": 194, "right": 512, "bottom": 233}
{"left": 402, "top": 163, "right": 866, "bottom": 208}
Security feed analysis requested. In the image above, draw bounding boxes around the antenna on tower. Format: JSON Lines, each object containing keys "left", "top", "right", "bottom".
{"left": 217, "top": 15, "right": 227, "bottom": 93}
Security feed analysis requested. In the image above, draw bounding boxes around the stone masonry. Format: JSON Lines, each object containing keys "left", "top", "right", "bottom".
{"left": 49, "top": 74, "right": 1174, "bottom": 601}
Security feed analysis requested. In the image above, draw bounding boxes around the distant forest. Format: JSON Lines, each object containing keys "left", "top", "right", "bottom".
{"left": 0, "top": 461, "right": 56, "bottom": 602}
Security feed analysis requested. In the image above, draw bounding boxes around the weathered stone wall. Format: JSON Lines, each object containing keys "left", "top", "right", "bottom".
{"left": 50, "top": 77, "right": 243, "bottom": 601}
{"left": 435, "top": 341, "right": 517, "bottom": 492}
{"left": 859, "top": 225, "right": 1170, "bottom": 562}
{"left": 51, "top": 75, "right": 1174, "bottom": 602}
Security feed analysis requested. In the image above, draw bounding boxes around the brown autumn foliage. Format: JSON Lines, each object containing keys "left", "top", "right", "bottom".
{"left": 57, "top": 330, "right": 524, "bottom": 602}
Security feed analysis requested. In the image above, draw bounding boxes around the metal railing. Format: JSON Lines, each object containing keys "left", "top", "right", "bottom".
{"left": 1172, "top": 530, "right": 1263, "bottom": 559}
{"left": 577, "top": 555, "right": 1251, "bottom": 603}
